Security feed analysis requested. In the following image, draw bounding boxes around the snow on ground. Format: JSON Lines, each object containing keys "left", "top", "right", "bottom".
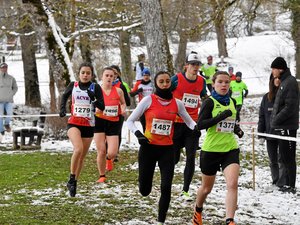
{"left": 0, "top": 33, "right": 300, "bottom": 224}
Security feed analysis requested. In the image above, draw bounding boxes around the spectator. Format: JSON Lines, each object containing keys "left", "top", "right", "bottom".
{"left": 229, "top": 71, "right": 248, "bottom": 122}
{"left": 270, "top": 57, "right": 299, "bottom": 194}
{"left": 258, "top": 76, "right": 287, "bottom": 189}
{"left": 0, "top": 62, "right": 18, "bottom": 135}
{"left": 200, "top": 55, "right": 217, "bottom": 94}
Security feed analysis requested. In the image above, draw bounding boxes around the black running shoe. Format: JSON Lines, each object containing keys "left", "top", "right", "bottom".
{"left": 67, "top": 180, "right": 77, "bottom": 197}
{"left": 279, "top": 185, "right": 296, "bottom": 194}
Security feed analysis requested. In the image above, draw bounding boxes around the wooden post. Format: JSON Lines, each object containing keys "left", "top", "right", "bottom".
{"left": 252, "top": 127, "right": 255, "bottom": 191}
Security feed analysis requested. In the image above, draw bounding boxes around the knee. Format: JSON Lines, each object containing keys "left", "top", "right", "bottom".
{"left": 201, "top": 186, "right": 212, "bottom": 196}
{"left": 226, "top": 180, "right": 238, "bottom": 191}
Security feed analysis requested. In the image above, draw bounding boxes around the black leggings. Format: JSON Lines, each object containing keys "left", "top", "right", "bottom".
{"left": 173, "top": 123, "right": 198, "bottom": 192}
{"left": 138, "top": 144, "right": 175, "bottom": 223}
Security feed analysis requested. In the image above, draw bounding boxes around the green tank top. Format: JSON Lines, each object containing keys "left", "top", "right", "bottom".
{"left": 202, "top": 97, "right": 238, "bottom": 152}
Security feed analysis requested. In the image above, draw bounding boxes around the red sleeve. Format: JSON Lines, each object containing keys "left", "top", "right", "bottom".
{"left": 131, "top": 80, "right": 142, "bottom": 92}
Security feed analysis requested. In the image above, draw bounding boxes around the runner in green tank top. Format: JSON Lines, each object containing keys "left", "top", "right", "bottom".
{"left": 192, "top": 71, "right": 244, "bottom": 225}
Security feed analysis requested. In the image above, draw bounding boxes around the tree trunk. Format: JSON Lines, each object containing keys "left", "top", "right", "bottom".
{"left": 175, "top": 32, "right": 188, "bottom": 73}
{"left": 119, "top": 30, "right": 133, "bottom": 85}
{"left": 48, "top": 64, "right": 56, "bottom": 113}
{"left": 291, "top": 7, "right": 300, "bottom": 90}
{"left": 211, "top": 0, "right": 228, "bottom": 57}
{"left": 139, "top": 0, "right": 174, "bottom": 76}
{"left": 19, "top": 17, "right": 41, "bottom": 107}
{"left": 79, "top": 33, "right": 92, "bottom": 64}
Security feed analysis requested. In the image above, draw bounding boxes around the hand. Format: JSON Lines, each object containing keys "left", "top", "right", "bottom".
{"left": 134, "top": 130, "right": 150, "bottom": 145}
{"left": 87, "top": 89, "right": 96, "bottom": 101}
{"left": 258, "top": 138, "right": 265, "bottom": 145}
{"left": 59, "top": 108, "right": 66, "bottom": 117}
{"left": 192, "top": 125, "right": 201, "bottom": 139}
{"left": 218, "top": 109, "right": 232, "bottom": 120}
{"left": 137, "top": 87, "right": 143, "bottom": 93}
{"left": 234, "top": 125, "right": 244, "bottom": 138}
{"left": 205, "top": 76, "right": 210, "bottom": 79}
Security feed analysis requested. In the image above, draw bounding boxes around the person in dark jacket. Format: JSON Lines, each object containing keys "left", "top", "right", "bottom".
{"left": 270, "top": 57, "right": 299, "bottom": 194}
{"left": 258, "top": 76, "right": 287, "bottom": 188}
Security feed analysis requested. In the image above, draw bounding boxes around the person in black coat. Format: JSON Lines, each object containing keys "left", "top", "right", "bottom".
{"left": 270, "top": 57, "right": 299, "bottom": 194}
{"left": 258, "top": 76, "right": 287, "bottom": 188}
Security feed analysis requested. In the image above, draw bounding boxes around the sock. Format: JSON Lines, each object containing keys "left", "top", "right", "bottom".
{"left": 69, "top": 174, "right": 76, "bottom": 181}
{"left": 195, "top": 206, "right": 203, "bottom": 212}
{"left": 226, "top": 218, "right": 234, "bottom": 224}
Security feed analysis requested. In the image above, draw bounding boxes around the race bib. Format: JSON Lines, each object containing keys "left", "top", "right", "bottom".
{"left": 232, "top": 91, "right": 241, "bottom": 98}
{"left": 104, "top": 105, "right": 118, "bottom": 117}
{"left": 182, "top": 93, "right": 199, "bottom": 108}
{"left": 151, "top": 119, "right": 172, "bottom": 136}
{"left": 216, "top": 118, "right": 235, "bottom": 133}
{"left": 74, "top": 103, "right": 92, "bottom": 118}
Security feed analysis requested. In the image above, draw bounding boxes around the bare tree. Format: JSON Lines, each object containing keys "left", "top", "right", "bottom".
{"left": 139, "top": 0, "right": 174, "bottom": 75}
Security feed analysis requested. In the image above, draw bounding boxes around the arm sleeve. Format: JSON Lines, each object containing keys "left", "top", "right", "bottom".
{"left": 120, "top": 83, "right": 131, "bottom": 106}
{"left": 200, "top": 79, "right": 207, "bottom": 97}
{"left": 60, "top": 82, "right": 74, "bottom": 111}
{"left": 170, "top": 75, "right": 178, "bottom": 91}
{"left": 257, "top": 95, "right": 266, "bottom": 134}
{"left": 94, "top": 84, "right": 105, "bottom": 111}
{"left": 197, "top": 98, "right": 221, "bottom": 130}
{"left": 176, "top": 99, "right": 196, "bottom": 129}
{"left": 12, "top": 77, "right": 18, "bottom": 95}
{"left": 126, "top": 96, "right": 152, "bottom": 133}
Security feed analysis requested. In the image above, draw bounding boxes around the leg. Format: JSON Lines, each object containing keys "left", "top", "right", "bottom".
{"left": 236, "top": 105, "right": 242, "bottom": 122}
{"left": 0, "top": 103, "right": 4, "bottom": 133}
{"left": 75, "top": 137, "right": 93, "bottom": 179}
{"left": 266, "top": 140, "right": 280, "bottom": 185}
{"left": 4, "top": 102, "right": 13, "bottom": 127}
{"left": 157, "top": 147, "right": 175, "bottom": 223}
{"left": 195, "top": 174, "right": 216, "bottom": 208}
{"left": 94, "top": 132, "right": 107, "bottom": 177}
{"left": 223, "top": 163, "right": 240, "bottom": 219}
{"left": 67, "top": 127, "right": 85, "bottom": 179}
{"left": 183, "top": 128, "right": 198, "bottom": 192}
{"left": 138, "top": 144, "right": 156, "bottom": 196}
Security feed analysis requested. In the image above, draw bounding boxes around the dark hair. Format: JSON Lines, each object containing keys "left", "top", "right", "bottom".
{"left": 78, "top": 62, "right": 94, "bottom": 77}
{"left": 110, "top": 65, "right": 121, "bottom": 74}
{"left": 268, "top": 77, "right": 280, "bottom": 102}
{"left": 212, "top": 71, "right": 230, "bottom": 83}
{"left": 154, "top": 71, "right": 171, "bottom": 84}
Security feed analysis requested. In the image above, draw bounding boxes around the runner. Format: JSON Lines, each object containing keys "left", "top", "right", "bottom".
{"left": 94, "top": 67, "right": 126, "bottom": 183}
{"left": 126, "top": 71, "right": 199, "bottom": 225}
{"left": 193, "top": 71, "right": 244, "bottom": 225}
{"left": 200, "top": 55, "right": 217, "bottom": 94}
{"left": 59, "top": 62, "right": 105, "bottom": 197}
{"left": 229, "top": 71, "right": 248, "bottom": 122}
{"left": 171, "top": 52, "right": 207, "bottom": 200}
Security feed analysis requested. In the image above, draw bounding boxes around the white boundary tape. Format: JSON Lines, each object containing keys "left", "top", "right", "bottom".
{"left": 0, "top": 113, "right": 71, "bottom": 118}
{"left": 244, "top": 131, "right": 300, "bottom": 143}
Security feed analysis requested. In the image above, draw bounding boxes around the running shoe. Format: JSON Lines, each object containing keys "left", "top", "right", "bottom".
{"left": 97, "top": 176, "right": 106, "bottom": 183}
{"left": 279, "top": 185, "right": 296, "bottom": 194}
{"left": 193, "top": 210, "right": 202, "bottom": 225}
{"left": 181, "top": 190, "right": 193, "bottom": 201}
{"left": 106, "top": 159, "right": 113, "bottom": 171}
{"left": 67, "top": 180, "right": 77, "bottom": 197}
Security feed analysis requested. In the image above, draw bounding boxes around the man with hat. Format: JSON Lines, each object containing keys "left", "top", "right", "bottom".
{"left": 229, "top": 71, "right": 248, "bottom": 122}
{"left": 270, "top": 56, "right": 299, "bottom": 194}
{"left": 171, "top": 52, "right": 207, "bottom": 200}
{"left": 0, "top": 62, "right": 18, "bottom": 136}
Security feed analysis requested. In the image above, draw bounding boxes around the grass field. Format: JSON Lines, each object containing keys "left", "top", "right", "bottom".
{"left": 0, "top": 146, "right": 299, "bottom": 225}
